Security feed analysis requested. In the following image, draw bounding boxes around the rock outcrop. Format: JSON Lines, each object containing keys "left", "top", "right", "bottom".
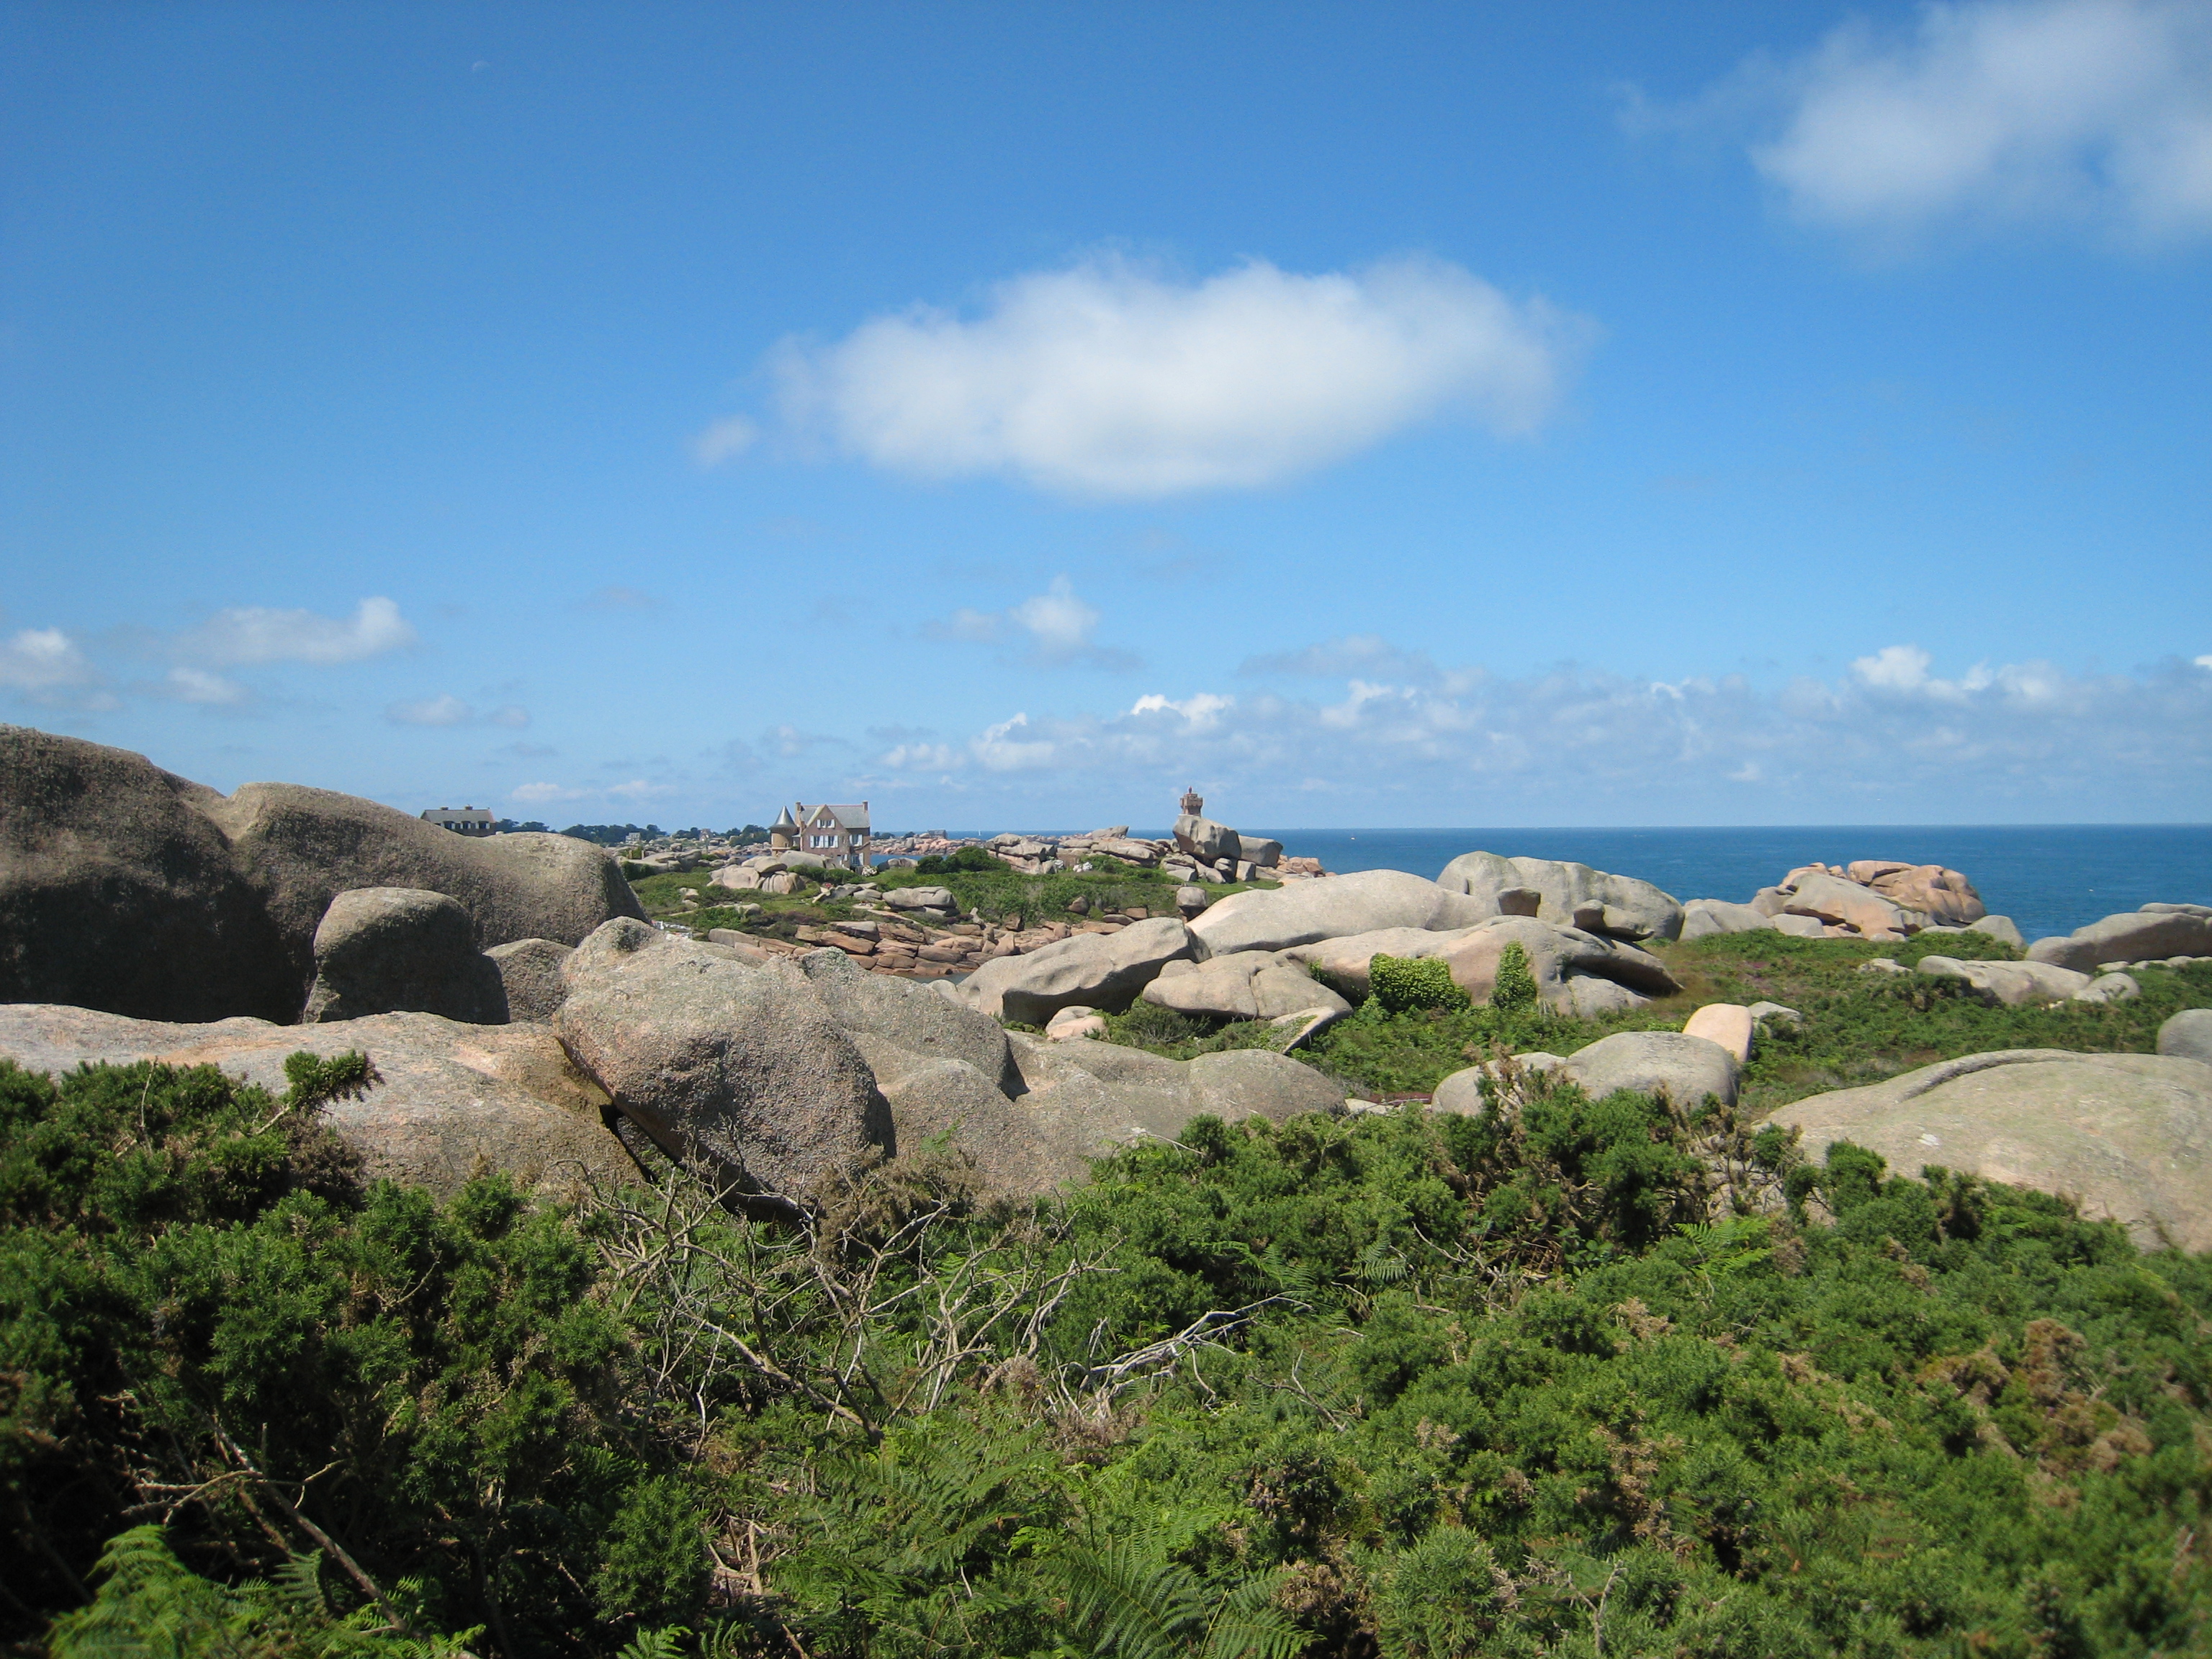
{"left": 302, "top": 888, "right": 508, "bottom": 1025}
{"left": 1435, "top": 852, "right": 1683, "bottom": 943}
{"left": 1744, "top": 860, "right": 1986, "bottom": 940}
{"left": 2159, "top": 1009, "right": 2212, "bottom": 1064}
{"left": 0, "top": 1002, "right": 634, "bottom": 1200}
{"left": 485, "top": 938, "right": 575, "bottom": 1022}
{"left": 958, "top": 917, "right": 1198, "bottom": 1024}
{"left": 0, "top": 727, "right": 644, "bottom": 1023}
{"left": 1191, "top": 869, "right": 1491, "bottom": 956}
{"left": 1769, "top": 1050, "right": 2212, "bottom": 1251}
{"left": 553, "top": 922, "right": 889, "bottom": 1200}
{"left": 1142, "top": 952, "right": 1353, "bottom": 1022}
{"left": 1557, "top": 1030, "right": 1741, "bottom": 1107}
{"left": 2027, "top": 906, "right": 2212, "bottom": 974}
{"left": 1912, "top": 956, "right": 2096, "bottom": 1006}
{"left": 1679, "top": 898, "right": 1776, "bottom": 941}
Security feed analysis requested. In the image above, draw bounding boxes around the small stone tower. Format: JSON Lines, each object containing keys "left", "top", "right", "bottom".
{"left": 768, "top": 805, "right": 797, "bottom": 853}
{"left": 1179, "top": 785, "right": 1203, "bottom": 817}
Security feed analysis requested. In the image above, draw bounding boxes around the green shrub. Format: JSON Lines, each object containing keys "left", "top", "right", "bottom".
{"left": 1489, "top": 939, "right": 1538, "bottom": 1012}
{"left": 1369, "top": 954, "right": 1470, "bottom": 1015}
{"left": 914, "top": 846, "right": 1002, "bottom": 875}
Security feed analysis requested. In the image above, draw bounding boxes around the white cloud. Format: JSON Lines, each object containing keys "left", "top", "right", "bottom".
{"left": 855, "top": 642, "right": 2212, "bottom": 819}
{"left": 513, "top": 781, "right": 592, "bottom": 804}
{"left": 691, "top": 415, "right": 760, "bottom": 467}
{"left": 0, "top": 626, "right": 114, "bottom": 707}
{"left": 925, "top": 576, "right": 1136, "bottom": 668}
{"left": 775, "top": 253, "right": 1584, "bottom": 496}
{"left": 180, "top": 596, "right": 418, "bottom": 667}
{"left": 606, "top": 778, "right": 677, "bottom": 801}
{"left": 2197, "top": 654, "right": 2212, "bottom": 669}
{"left": 1747, "top": 0, "right": 2212, "bottom": 245}
{"left": 162, "top": 666, "right": 249, "bottom": 706}
{"left": 387, "top": 693, "right": 475, "bottom": 727}
{"left": 1129, "top": 692, "right": 1234, "bottom": 732}
{"left": 487, "top": 704, "right": 531, "bottom": 728}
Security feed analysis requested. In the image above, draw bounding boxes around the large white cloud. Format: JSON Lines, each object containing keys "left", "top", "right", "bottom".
{"left": 1749, "top": 0, "right": 2212, "bottom": 244}
{"left": 775, "top": 255, "right": 1584, "bottom": 496}
{"left": 177, "top": 596, "right": 418, "bottom": 667}
{"left": 863, "top": 638, "right": 2212, "bottom": 818}
{"left": 0, "top": 627, "right": 115, "bottom": 709}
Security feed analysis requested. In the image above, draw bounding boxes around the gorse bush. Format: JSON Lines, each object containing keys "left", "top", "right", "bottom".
{"left": 1367, "top": 954, "right": 1470, "bottom": 1015}
{"left": 8, "top": 1044, "right": 2211, "bottom": 1658}
{"left": 1489, "top": 939, "right": 1539, "bottom": 1013}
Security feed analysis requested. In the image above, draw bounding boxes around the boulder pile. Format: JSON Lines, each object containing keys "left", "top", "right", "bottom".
{"left": 0, "top": 727, "right": 645, "bottom": 1024}
{"left": 1678, "top": 858, "right": 2008, "bottom": 945}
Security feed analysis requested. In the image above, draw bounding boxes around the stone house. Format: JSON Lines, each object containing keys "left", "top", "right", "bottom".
{"left": 421, "top": 806, "right": 496, "bottom": 837}
{"left": 770, "top": 801, "right": 871, "bottom": 872}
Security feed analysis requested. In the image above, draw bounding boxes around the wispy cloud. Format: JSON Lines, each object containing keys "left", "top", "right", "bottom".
{"left": 1659, "top": 0, "right": 2212, "bottom": 249}
{"left": 385, "top": 696, "right": 531, "bottom": 729}
{"left": 923, "top": 576, "right": 1138, "bottom": 669}
{"left": 862, "top": 640, "right": 2212, "bottom": 819}
{"left": 511, "top": 777, "right": 675, "bottom": 806}
{"left": 775, "top": 253, "right": 1587, "bottom": 497}
{"left": 691, "top": 415, "right": 759, "bottom": 466}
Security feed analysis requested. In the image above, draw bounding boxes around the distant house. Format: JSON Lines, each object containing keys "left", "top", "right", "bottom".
{"left": 770, "top": 801, "right": 871, "bottom": 871}
{"left": 421, "top": 806, "right": 496, "bottom": 837}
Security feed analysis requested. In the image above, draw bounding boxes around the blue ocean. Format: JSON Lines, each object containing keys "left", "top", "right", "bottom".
{"left": 1230, "top": 827, "right": 2212, "bottom": 945}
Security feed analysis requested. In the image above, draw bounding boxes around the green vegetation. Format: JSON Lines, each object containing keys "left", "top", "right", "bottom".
{"left": 10, "top": 1022, "right": 2212, "bottom": 1658}
{"left": 1290, "top": 934, "right": 2212, "bottom": 1115}
{"left": 1491, "top": 940, "right": 1539, "bottom": 1015}
{"left": 1369, "top": 955, "right": 1473, "bottom": 1016}
{"left": 625, "top": 856, "right": 1277, "bottom": 943}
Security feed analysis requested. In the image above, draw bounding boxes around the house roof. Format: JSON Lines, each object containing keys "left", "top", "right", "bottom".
{"left": 799, "top": 801, "right": 870, "bottom": 830}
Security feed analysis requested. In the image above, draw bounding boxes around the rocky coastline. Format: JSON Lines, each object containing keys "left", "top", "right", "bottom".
{"left": 3, "top": 724, "right": 2208, "bottom": 1246}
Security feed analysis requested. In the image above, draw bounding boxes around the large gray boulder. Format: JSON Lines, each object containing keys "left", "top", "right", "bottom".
{"left": 0, "top": 727, "right": 645, "bottom": 1025}
{"left": 201, "top": 783, "right": 644, "bottom": 997}
{"left": 1913, "top": 955, "right": 2094, "bottom": 1006}
{"left": 485, "top": 938, "right": 575, "bottom": 1022}
{"left": 1435, "top": 851, "right": 1683, "bottom": 943}
{"left": 554, "top": 922, "right": 889, "bottom": 1198}
{"left": 1174, "top": 814, "right": 1241, "bottom": 864}
{"left": 1779, "top": 871, "right": 1914, "bottom": 938}
{"left": 1769, "top": 1050, "right": 2212, "bottom": 1251}
{"left": 0, "top": 1002, "right": 634, "bottom": 1200}
{"left": 795, "top": 947, "right": 1020, "bottom": 1094}
{"left": 0, "top": 725, "right": 295, "bottom": 1022}
{"left": 1238, "top": 835, "right": 1283, "bottom": 868}
{"left": 853, "top": 1040, "right": 1092, "bottom": 1198}
{"left": 302, "top": 888, "right": 508, "bottom": 1025}
{"left": 2027, "top": 907, "right": 2212, "bottom": 974}
{"left": 1142, "top": 952, "right": 1353, "bottom": 1022}
{"left": 1679, "top": 898, "right": 1776, "bottom": 942}
{"left": 959, "top": 916, "right": 1198, "bottom": 1023}
{"left": 1187, "top": 1049, "right": 1348, "bottom": 1118}
{"left": 885, "top": 885, "right": 956, "bottom": 912}
{"left": 1191, "top": 868, "right": 1491, "bottom": 956}
{"left": 2158, "top": 1009, "right": 2212, "bottom": 1064}
{"left": 1558, "top": 1031, "right": 1741, "bottom": 1107}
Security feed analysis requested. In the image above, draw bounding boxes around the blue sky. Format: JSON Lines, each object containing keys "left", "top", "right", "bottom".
{"left": 4, "top": 0, "right": 2208, "bottom": 830}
